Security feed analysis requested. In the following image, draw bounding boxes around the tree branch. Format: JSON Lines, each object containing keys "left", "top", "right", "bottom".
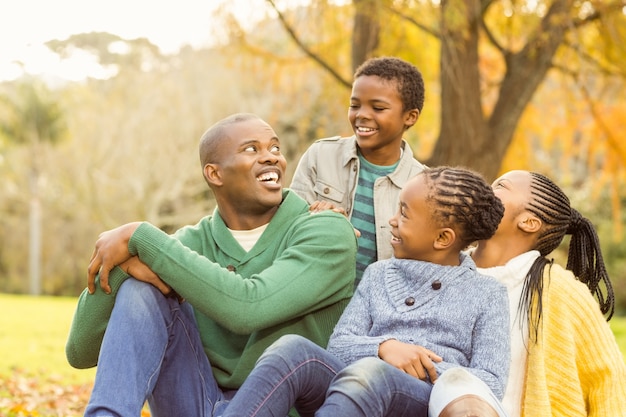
{"left": 573, "top": 1, "right": 626, "bottom": 28}
{"left": 480, "top": 1, "right": 505, "bottom": 53}
{"left": 383, "top": 3, "right": 440, "bottom": 39}
{"left": 266, "top": 0, "right": 351, "bottom": 88}
{"left": 558, "top": 40, "right": 624, "bottom": 76}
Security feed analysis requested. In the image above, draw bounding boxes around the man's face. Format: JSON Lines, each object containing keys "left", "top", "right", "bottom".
{"left": 214, "top": 118, "right": 287, "bottom": 217}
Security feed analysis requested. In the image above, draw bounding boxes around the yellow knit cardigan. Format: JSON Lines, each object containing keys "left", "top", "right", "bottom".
{"left": 522, "top": 264, "right": 626, "bottom": 416}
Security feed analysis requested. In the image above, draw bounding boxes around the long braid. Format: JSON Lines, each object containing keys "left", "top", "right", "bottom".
{"left": 566, "top": 209, "right": 614, "bottom": 318}
{"left": 521, "top": 172, "right": 615, "bottom": 342}
{"left": 423, "top": 167, "right": 504, "bottom": 247}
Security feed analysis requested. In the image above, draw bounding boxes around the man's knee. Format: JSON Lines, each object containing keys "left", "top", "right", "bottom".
{"left": 262, "top": 334, "right": 323, "bottom": 360}
{"left": 116, "top": 278, "right": 172, "bottom": 318}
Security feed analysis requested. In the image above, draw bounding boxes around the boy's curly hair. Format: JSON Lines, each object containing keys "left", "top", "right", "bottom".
{"left": 354, "top": 56, "right": 425, "bottom": 112}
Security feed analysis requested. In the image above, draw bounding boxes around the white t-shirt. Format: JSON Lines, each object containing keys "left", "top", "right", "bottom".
{"left": 228, "top": 223, "right": 268, "bottom": 252}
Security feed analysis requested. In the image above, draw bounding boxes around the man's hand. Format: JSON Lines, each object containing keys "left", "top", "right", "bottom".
{"left": 88, "top": 222, "right": 142, "bottom": 294}
{"left": 120, "top": 256, "right": 172, "bottom": 296}
{"left": 378, "top": 339, "right": 442, "bottom": 382}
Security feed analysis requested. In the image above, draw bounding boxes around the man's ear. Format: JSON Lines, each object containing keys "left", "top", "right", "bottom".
{"left": 404, "top": 108, "right": 420, "bottom": 130}
{"left": 518, "top": 216, "right": 542, "bottom": 233}
{"left": 433, "top": 228, "right": 455, "bottom": 250}
{"left": 204, "top": 163, "right": 223, "bottom": 187}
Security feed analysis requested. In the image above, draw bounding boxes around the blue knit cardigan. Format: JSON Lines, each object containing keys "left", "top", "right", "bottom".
{"left": 327, "top": 253, "right": 510, "bottom": 399}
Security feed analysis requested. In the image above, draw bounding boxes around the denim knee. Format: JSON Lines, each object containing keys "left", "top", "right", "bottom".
{"left": 259, "top": 334, "right": 318, "bottom": 362}
{"left": 116, "top": 279, "right": 176, "bottom": 323}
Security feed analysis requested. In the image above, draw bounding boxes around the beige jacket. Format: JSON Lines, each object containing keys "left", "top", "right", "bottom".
{"left": 289, "top": 135, "right": 426, "bottom": 261}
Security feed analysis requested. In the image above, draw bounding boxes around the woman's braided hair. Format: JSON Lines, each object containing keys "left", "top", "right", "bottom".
{"left": 521, "top": 172, "right": 615, "bottom": 342}
{"left": 422, "top": 166, "right": 504, "bottom": 248}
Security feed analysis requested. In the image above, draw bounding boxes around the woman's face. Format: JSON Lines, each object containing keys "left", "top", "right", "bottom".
{"left": 491, "top": 170, "right": 533, "bottom": 235}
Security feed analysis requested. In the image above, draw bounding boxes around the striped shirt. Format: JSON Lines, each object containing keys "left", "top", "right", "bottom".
{"left": 351, "top": 154, "right": 399, "bottom": 286}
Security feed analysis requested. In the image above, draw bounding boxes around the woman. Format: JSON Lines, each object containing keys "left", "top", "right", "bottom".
{"left": 430, "top": 170, "right": 626, "bottom": 417}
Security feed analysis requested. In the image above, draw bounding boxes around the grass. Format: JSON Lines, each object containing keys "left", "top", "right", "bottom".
{"left": 1, "top": 292, "right": 625, "bottom": 378}
{"left": 0, "top": 293, "right": 96, "bottom": 385}
{"left": 0, "top": 292, "right": 625, "bottom": 416}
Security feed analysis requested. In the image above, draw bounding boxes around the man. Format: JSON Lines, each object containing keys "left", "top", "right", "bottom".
{"left": 66, "top": 113, "right": 357, "bottom": 416}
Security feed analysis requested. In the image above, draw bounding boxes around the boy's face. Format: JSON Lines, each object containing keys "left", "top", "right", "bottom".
{"left": 388, "top": 174, "right": 440, "bottom": 262}
{"left": 211, "top": 118, "right": 287, "bottom": 218}
{"left": 348, "top": 75, "right": 418, "bottom": 161}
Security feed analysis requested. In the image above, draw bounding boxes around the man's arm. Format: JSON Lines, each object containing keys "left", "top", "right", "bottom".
{"left": 131, "top": 212, "right": 356, "bottom": 334}
{"left": 66, "top": 266, "right": 129, "bottom": 369}
{"left": 67, "top": 222, "right": 173, "bottom": 369}
{"left": 87, "top": 222, "right": 141, "bottom": 294}
{"left": 67, "top": 208, "right": 357, "bottom": 368}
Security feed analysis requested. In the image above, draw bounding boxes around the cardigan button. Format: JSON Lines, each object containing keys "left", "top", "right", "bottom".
{"left": 431, "top": 280, "right": 441, "bottom": 290}
{"left": 226, "top": 265, "right": 236, "bottom": 272}
{"left": 405, "top": 297, "right": 415, "bottom": 306}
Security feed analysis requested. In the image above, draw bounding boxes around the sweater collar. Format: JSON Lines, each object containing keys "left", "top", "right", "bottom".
{"left": 385, "top": 253, "right": 477, "bottom": 311}
{"left": 211, "top": 190, "right": 308, "bottom": 260}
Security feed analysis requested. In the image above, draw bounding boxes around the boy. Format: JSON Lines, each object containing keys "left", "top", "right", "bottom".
{"left": 291, "top": 56, "right": 427, "bottom": 286}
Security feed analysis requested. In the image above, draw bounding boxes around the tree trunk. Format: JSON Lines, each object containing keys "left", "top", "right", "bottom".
{"left": 428, "top": 0, "right": 573, "bottom": 180}
{"left": 427, "top": 0, "right": 489, "bottom": 174}
{"left": 351, "top": 0, "right": 381, "bottom": 72}
{"left": 29, "top": 169, "right": 41, "bottom": 296}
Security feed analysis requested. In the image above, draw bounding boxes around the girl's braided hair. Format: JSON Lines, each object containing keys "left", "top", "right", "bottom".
{"left": 422, "top": 166, "right": 504, "bottom": 248}
{"left": 521, "top": 172, "right": 615, "bottom": 342}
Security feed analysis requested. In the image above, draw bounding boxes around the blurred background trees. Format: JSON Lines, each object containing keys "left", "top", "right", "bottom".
{"left": 0, "top": 0, "right": 624, "bottom": 312}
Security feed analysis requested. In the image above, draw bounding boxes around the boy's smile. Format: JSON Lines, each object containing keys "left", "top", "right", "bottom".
{"left": 348, "top": 74, "right": 418, "bottom": 165}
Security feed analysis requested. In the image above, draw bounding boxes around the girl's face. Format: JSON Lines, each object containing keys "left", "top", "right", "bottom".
{"left": 348, "top": 75, "right": 418, "bottom": 161}
{"left": 388, "top": 174, "right": 441, "bottom": 262}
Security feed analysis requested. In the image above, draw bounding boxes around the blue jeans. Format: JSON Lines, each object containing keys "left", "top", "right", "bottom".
{"left": 85, "top": 279, "right": 231, "bottom": 417}
{"left": 222, "top": 334, "right": 432, "bottom": 417}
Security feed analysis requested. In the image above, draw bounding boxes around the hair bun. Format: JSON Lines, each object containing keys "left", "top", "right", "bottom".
{"left": 566, "top": 208, "right": 584, "bottom": 234}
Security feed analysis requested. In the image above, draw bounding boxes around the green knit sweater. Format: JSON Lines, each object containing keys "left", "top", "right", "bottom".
{"left": 66, "top": 190, "right": 357, "bottom": 389}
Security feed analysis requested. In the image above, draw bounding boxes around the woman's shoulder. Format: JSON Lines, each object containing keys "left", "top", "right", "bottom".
{"left": 544, "top": 263, "right": 591, "bottom": 296}
{"left": 543, "top": 263, "right": 607, "bottom": 318}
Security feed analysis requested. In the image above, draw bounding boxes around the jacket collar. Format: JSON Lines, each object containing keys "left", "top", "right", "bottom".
{"left": 341, "top": 135, "right": 417, "bottom": 187}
